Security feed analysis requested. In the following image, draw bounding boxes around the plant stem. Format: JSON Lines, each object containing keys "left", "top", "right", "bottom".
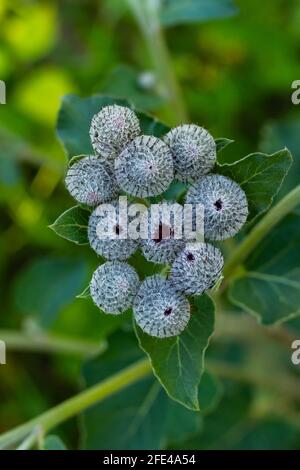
{"left": 0, "top": 330, "right": 103, "bottom": 357}
{"left": 127, "top": 0, "right": 188, "bottom": 123}
{"left": 223, "top": 184, "right": 300, "bottom": 280}
{"left": 16, "top": 427, "right": 41, "bottom": 451}
{"left": 0, "top": 358, "right": 151, "bottom": 449}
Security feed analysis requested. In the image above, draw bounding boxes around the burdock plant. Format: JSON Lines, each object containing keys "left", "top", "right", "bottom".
{"left": 1, "top": 0, "right": 298, "bottom": 452}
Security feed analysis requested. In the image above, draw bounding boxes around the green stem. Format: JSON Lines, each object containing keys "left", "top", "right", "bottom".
{"left": 127, "top": 0, "right": 188, "bottom": 123}
{"left": 17, "top": 427, "right": 41, "bottom": 451}
{"left": 223, "top": 185, "right": 300, "bottom": 280}
{"left": 0, "top": 330, "right": 103, "bottom": 357}
{"left": 0, "top": 358, "right": 151, "bottom": 449}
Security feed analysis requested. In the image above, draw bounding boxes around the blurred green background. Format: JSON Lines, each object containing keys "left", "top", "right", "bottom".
{"left": 1, "top": 0, "right": 300, "bottom": 450}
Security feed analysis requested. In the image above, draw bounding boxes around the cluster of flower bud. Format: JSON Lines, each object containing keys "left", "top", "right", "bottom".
{"left": 63, "top": 104, "right": 248, "bottom": 338}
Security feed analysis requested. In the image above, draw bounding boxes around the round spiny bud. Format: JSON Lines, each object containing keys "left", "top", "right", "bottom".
{"left": 90, "top": 262, "right": 139, "bottom": 314}
{"left": 115, "top": 135, "right": 174, "bottom": 197}
{"left": 170, "top": 243, "right": 224, "bottom": 295}
{"left": 88, "top": 200, "right": 139, "bottom": 260}
{"left": 133, "top": 275, "right": 190, "bottom": 338}
{"left": 141, "top": 201, "right": 185, "bottom": 264}
{"left": 164, "top": 124, "right": 216, "bottom": 183}
{"left": 89, "top": 105, "right": 141, "bottom": 162}
{"left": 186, "top": 174, "right": 248, "bottom": 240}
{"left": 65, "top": 156, "right": 118, "bottom": 206}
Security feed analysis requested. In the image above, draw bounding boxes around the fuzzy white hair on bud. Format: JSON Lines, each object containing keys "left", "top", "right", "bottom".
{"left": 186, "top": 174, "right": 248, "bottom": 240}
{"left": 90, "top": 262, "right": 139, "bottom": 314}
{"left": 90, "top": 105, "right": 141, "bottom": 162}
{"left": 164, "top": 124, "right": 216, "bottom": 183}
{"left": 115, "top": 135, "right": 174, "bottom": 197}
{"left": 133, "top": 275, "right": 190, "bottom": 338}
{"left": 65, "top": 156, "right": 118, "bottom": 206}
{"left": 170, "top": 243, "right": 224, "bottom": 295}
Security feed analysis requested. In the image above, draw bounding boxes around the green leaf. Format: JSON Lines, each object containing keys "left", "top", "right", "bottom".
{"left": 215, "top": 137, "right": 234, "bottom": 153}
{"left": 160, "top": 0, "right": 238, "bottom": 27}
{"left": 134, "top": 294, "right": 215, "bottom": 410}
{"left": 180, "top": 381, "right": 253, "bottom": 450}
{"left": 164, "top": 371, "right": 222, "bottom": 446}
{"left": 217, "top": 149, "right": 292, "bottom": 221}
{"left": 81, "top": 331, "right": 217, "bottom": 450}
{"left": 57, "top": 95, "right": 127, "bottom": 157}
{"left": 43, "top": 435, "right": 67, "bottom": 450}
{"left": 164, "top": 399, "right": 201, "bottom": 445}
{"left": 50, "top": 205, "right": 91, "bottom": 245}
{"left": 81, "top": 331, "right": 169, "bottom": 450}
{"left": 198, "top": 371, "right": 223, "bottom": 414}
{"left": 13, "top": 256, "right": 88, "bottom": 327}
{"left": 57, "top": 94, "right": 169, "bottom": 159}
{"left": 229, "top": 213, "right": 300, "bottom": 324}
{"left": 138, "top": 112, "right": 170, "bottom": 137}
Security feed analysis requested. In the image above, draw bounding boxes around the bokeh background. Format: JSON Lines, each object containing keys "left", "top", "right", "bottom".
{"left": 1, "top": 0, "right": 300, "bottom": 450}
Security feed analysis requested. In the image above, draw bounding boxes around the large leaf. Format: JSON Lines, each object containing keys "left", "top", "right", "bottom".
{"left": 13, "top": 256, "right": 88, "bottom": 327}
{"left": 164, "top": 371, "right": 222, "bottom": 446}
{"left": 229, "top": 213, "right": 300, "bottom": 325}
{"left": 198, "top": 371, "right": 223, "bottom": 414}
{"left": 178, "top": 381, "right": 253, "bottom": 450}
{"left": 160, "top": 0, "right": 238, "bottom": 27}
{"left": 82, "top": 331, "right": 168, "bottom": 450}
{"left": 217, "top": 149, "right": 292, "bottom": 221}
{"left": 50, "top": 205, "right": 91, "bottom": 245}
{"left": 81, "top": 331, "right": 219, "bottom": 450}
{"left": 56, "top": 94, "right": 169, "bottom": 159}
{"left": 82, "top": 331, "right": 166, "bottom": 450}
{"left": 134, "top": 294, "right": 215, "bottom": 410}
